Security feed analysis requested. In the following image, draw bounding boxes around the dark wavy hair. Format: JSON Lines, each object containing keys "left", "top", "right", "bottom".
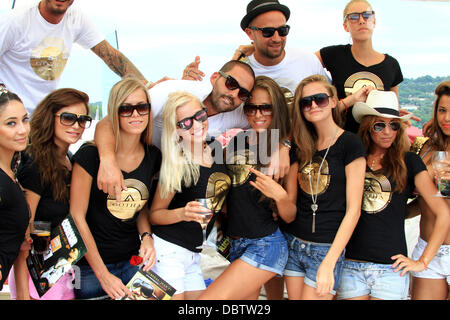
{"left": 27, "top": 88, "right": 89, "bottom": 201}
{"left": 425, "top": 81, "right": 450, "bottom": 150}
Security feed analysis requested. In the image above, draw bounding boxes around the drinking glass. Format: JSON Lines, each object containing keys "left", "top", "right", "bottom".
{"left": 195, "top": 198, "right": 213, "bottom": 249}
{"left": 431, "top": 151, "right": 449, "bottom": 197}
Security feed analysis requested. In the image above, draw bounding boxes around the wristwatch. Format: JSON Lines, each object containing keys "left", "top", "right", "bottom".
{"left": 139, "top": 232, "right": 153, "bottom": 242}
{"left": 281, "top": 139, "right": 292, "bottom": 149}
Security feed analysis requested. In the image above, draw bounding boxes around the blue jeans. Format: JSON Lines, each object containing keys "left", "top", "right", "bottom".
{"left": 337, "top": 260, "right": 410, "bottom": 300}
{"left": 283, "top": 232, "right": 345, "bottom": 295}
{"left": 229, "top": 229, "right": 288, "bottom": 276}
{"left": 74, "top": 261, "right": 139, "bottom": 300}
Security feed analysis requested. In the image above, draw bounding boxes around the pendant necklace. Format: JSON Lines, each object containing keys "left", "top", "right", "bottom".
{"left": 307, "top": 127, "right": 339, "bottom": 233}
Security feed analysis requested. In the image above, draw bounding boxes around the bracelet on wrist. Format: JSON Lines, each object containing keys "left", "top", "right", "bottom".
{"left": 419, "top": 256, "right": 428, "bottom": 269}
{"left": 340, "top": 99, "right": 349, "bottom": 114}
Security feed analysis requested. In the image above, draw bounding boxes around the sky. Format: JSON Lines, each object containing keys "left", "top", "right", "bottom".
{"left": 1, "top": 0, "right": 450, "bottom": 105}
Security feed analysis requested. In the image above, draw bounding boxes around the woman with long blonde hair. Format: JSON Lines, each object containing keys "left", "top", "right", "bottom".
{"left": 70, "top": 76, "right": 160, "bottom": 300}
{"left": 336, "top": 90, "right": 449, "bottom": 300}
{"left": 150, "top": 91, "right": 231, "bottom": 300}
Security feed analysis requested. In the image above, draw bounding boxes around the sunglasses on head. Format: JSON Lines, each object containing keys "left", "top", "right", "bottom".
{"left": 372, "top": 121, "right": 401, "bottom": 132}
{"left": 299, "top": 93, "right": 331, "bottom": 111}
{"left": 118, "top": 103, "right": 151, "bottom": 117}
{"left": 218, "top": 71, "right": 251, "bottom": 102}
{"left": 248, "top": 25, "right": 290, "bottom": 38}
{"left": 345, "top": 11, "right": 375, "bottom": 22}
{"left": 55, "top": 112, "right": 92, "bottom": 129}
{"left": 177, "top": 108, "right": 208, "bottom": 130}
{"left": 243, "top": 104, "right": 273, "bottom": 116}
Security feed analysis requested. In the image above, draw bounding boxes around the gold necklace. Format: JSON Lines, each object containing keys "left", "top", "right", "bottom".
{"left": 368, "top": 153, "right": 384, "bottom": 171}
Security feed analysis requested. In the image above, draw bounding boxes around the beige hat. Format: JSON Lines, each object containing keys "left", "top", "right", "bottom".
{"left": 352, "top": 90, "right": 411, "bottom": 123}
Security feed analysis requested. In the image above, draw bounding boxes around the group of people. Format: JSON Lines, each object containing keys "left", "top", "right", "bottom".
{"left": 0, "top": 0, "right": 448, "bottom": 301}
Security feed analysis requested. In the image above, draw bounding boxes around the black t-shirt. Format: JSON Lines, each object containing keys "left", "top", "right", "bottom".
{"left": 73, "top": 143, "right": 161, "bottom": 265}
{"left": 320, "top": 44, "right": 403, "bottom": 133}
{"left": 345, "top": 152, "right": 427, "bottom": 264}
{"left": 0, "top": 169, "right": 29, "bottom": 290}
{"left": 152, "top": 140, "right": 231, "bottom": 253}
{"left": 284, "top": 131, "right": 366, "bottom": 243}
{"left": 225, "top": 132, "right": 278, "bottom": 238}
{"left": 17, "top": 152, "right": 70, "bottom": 229}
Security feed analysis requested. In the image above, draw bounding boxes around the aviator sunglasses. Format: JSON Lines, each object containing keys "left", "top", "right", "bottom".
{"left": 176, "top": 108, "right": 208, "bottom": 130}
{"left": 248, "top": 25, "right": 290, "bottom": 38}
{"left": 299, "top": 93, "right": 331, "bottom": 111}
{"left": 372, "top": 121, "right": 401, "bottom": 132}
{"left": 218, "top": 71, "right": 251, "bottom": 102}
{"left": 55, "top": 112, "right": 92, "bottom": 128}
{"left": 243, "top": 104, "right": 273, "bottom": 116}
{"left": 345, "top": 11, "right": 375, "bottom": 22}
{"left": 118, "top": 103, "right": 151, "bottom": 117}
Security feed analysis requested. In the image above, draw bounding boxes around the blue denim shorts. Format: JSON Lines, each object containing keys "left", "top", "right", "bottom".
{"left": 74, "top": 261, "right": 139, "bottom": 300}
{"left": 283, "top": 232, "right": 345, "bottom": 295}
{"left": 337, "top": 260, "right": 410, "bottom": 300}
{"left": 229, "top": 229, "right": 288, "bottom": 276}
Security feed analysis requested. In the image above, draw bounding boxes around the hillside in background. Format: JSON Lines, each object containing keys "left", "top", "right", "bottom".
{"left": 399, "top": 75, "right": 450, "bottom": 128}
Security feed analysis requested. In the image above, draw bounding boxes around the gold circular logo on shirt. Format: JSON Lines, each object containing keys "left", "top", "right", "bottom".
{"left": 226, "top": 149, "right": 258, "bottom": 187}
{"left": 362, "top": 172, "right": 392, "bottom": 214}
{"left": 30, "top": 37, "right": 69, "bottom": 81}
{"left": 298, "top": 156, "right": 330, "bottom": 196}
{"left": 344, "top": 71, "right": 384, "bottom": 97}
{"left": 107, "top": 179, "right": 149, "bottom": 221}
{"left": 205, "top": 172, "right": 231, "bottom": 213}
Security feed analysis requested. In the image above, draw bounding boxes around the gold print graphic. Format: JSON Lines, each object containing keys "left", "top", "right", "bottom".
{"left": 205, "top": 172, "right": 231, "bottom": 213}
{"left": 107, "top": 179, "right": 149, "bottom": 221}
{"left": 298, "top": 156, "right": 330, "bottom": 195}
{"left": 362, "top": 172, "right": 392, "bottom": 214}
{"left": 30, "top": 38, "right": 69, "bottom": 81}
{"left": 344, "top": 71, "right": 384, "bottom": 97}
{"left": 226, "top": 149, "right": 258, "bottom": 187}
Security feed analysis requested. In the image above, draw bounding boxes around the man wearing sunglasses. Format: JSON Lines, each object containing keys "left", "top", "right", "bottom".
{"left": 0, "top": 0, "right": 161, "bottom": 115}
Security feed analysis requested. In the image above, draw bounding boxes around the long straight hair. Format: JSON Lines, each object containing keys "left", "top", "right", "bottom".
{"left": 358, "top": 115, "right": 410, "bottom": 193}
{"left": 28, "top": 88, "right": 89, "bottom": 201}
{"left": 159, "top": 92, "right": 205, "bottom": 199}
{"left": 107, "top": 76, "right": 152, "bottom": 151}
{"left": 291, "top": 75, "right": 342, "bottom": 168}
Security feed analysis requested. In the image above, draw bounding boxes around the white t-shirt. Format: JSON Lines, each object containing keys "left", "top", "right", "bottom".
{"left": 149, "top": 79, "right": 249, "bottom": 149}
{"left": 247, "top": 47, "right": 330, "bottom": 94}
{"left": 0, "top": 4, "right": 104, "bottom": 114}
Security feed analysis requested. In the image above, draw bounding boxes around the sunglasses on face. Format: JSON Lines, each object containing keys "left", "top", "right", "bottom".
{"left": 372, "top": 121, "right": 401, "bottom": 132}
{"left": 218, "top": 71, "right": 251, "bottom": 102}
{"left": 118, "top": 103, "right": 151, "bottom": 117}
{"left": 299, "top": 93, "right": 331, "bottom": 111}
{"left": 243, "top": 104, "right": 273, "bottom": 116}
{"left": 345, "top": 11, "right": 375, "bottom": 22}
{"left": 248, "top": 25, "right": 290, "bottom": 38}
{"left": 55, "top": 112, "right": 92, "bottom": 128}
{"left": 177, "top": 108, "right": 208, "bottom": 130}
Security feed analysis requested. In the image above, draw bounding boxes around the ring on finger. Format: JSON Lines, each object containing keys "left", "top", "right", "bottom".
{"left": 186, "top": 70, "right": 190, "bottom": 77}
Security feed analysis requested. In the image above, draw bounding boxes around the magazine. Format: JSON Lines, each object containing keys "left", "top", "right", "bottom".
{"left": 121, "top": 269, "right": 176, "bottom": 300}
{"left": 26, "top": 214, "right": 87, "bottom": 297}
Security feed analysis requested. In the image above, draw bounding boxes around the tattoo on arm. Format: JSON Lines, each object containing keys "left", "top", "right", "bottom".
{"left": 91, "top": 40, "right": 146, "bottom": 81}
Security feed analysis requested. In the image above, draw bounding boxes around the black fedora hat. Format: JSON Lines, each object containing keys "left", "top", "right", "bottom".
{"left": 240, "top": 0, "right": 290, "bottom": 31}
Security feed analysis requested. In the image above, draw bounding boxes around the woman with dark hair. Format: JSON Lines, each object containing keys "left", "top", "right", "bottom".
{"left": 0, "top": 87, "right": 30, "bottom": 291}
{"left": 409, "top": 81, "right": 450, "bottom": 300}
{"left": 283, "top": 74, "right": 366, "bottom": 300}
{"left": 199, "top": 76, "right": 294, "bottom": 300}
{"left": 70, "top": 76, "right": 160, "bottom": 300}
{"left": 336, "top": 90, "right": 449, "bottom": 300}
{"left": 8, "top": 88, "right": 92, "bottom": 300}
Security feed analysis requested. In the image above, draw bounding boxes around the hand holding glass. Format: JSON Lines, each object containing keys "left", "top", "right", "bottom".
{"left": 431, "top": 151, "right": 449, "bottom": 197}
{"left": 195, "top": 198, "right": 213, "bottom": 249}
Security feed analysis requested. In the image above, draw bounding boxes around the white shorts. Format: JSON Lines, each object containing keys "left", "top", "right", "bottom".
{"left": 151, "top": 234, "right": 206, "bottom": 295}
{"left": 411, "top": 237, "right": 450, "bottom": 285}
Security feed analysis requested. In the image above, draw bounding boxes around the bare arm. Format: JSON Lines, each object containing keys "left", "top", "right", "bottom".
{"left": 94, "top": 118, "right": 125, "bottom": 201}
{"left": 70, "top": 163, "right": 131, "bottom": 300}
{"left": 316, "top": 156, "right": 366, "bottom": 296}
{"left": 136, "top": 206, "right": 155, "bottom": 272}
{"left": 91, "top": 40, "right": 149, "bottom": 86}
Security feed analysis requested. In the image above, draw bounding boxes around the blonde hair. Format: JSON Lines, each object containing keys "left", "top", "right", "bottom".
{"left": 343, "top": 0, "right": 373, "bottom": 19}
{"left": 159, "top": 91, "right": 205, "bottom": 199}
{"left": 292, "top": 74, "right": 342, "bottom": 168}
{"left": 107, "top": 76, "right": 152, "bottom": 151}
